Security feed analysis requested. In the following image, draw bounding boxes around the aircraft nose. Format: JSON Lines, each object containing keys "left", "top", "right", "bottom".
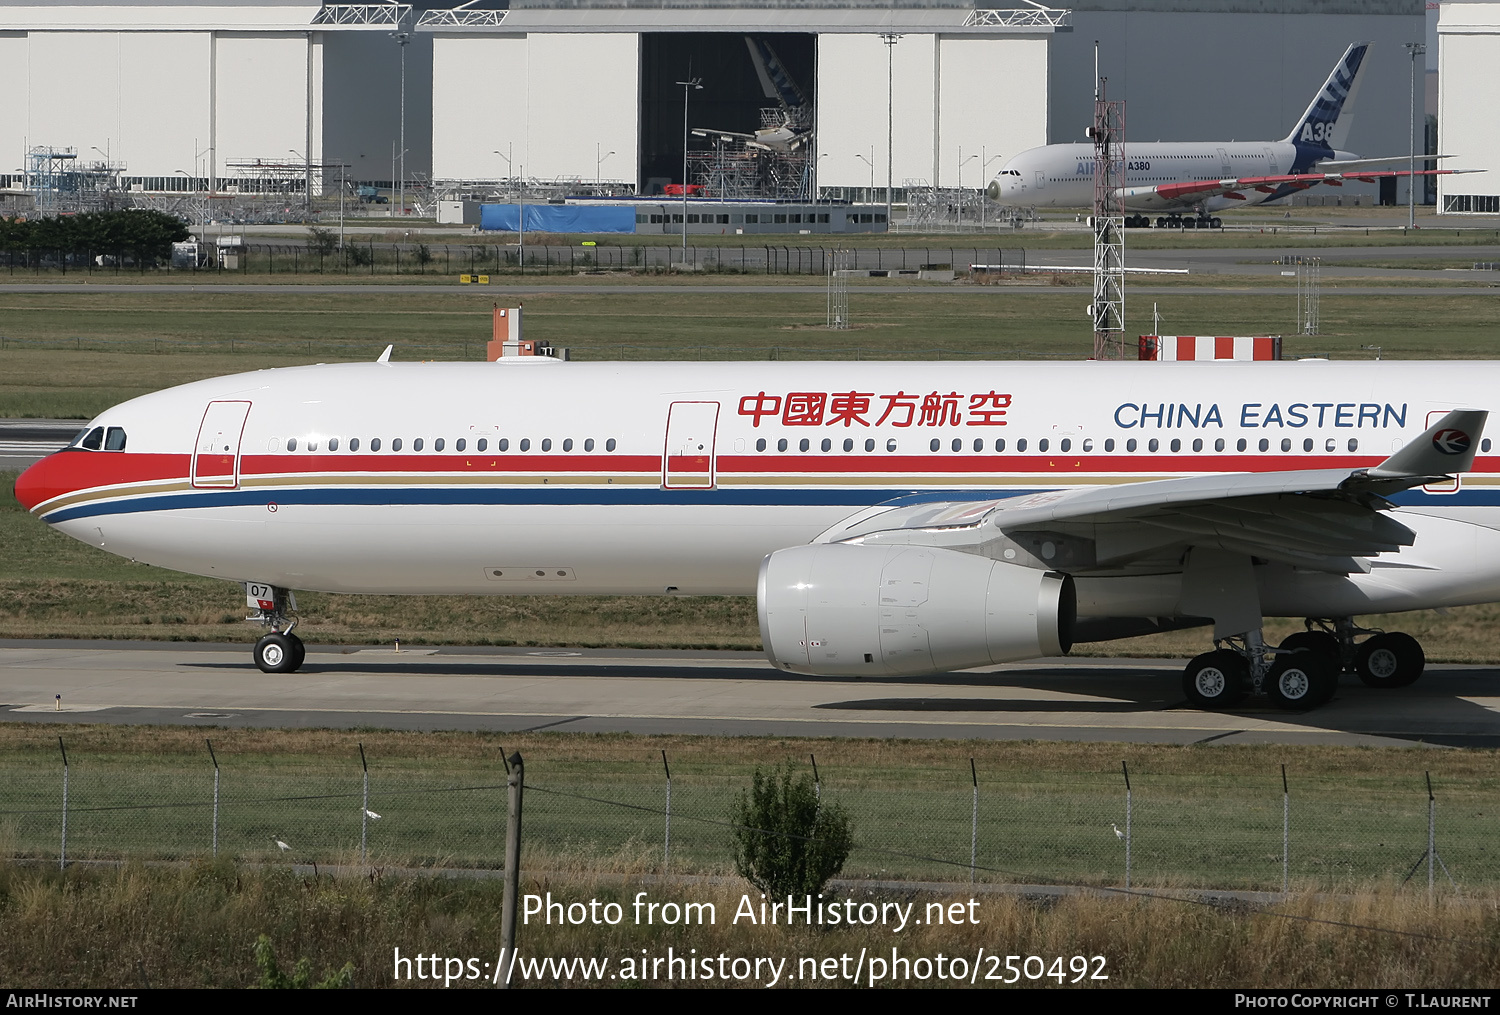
{"left": 12, "top": 451, "right": 81, "bottom": 515}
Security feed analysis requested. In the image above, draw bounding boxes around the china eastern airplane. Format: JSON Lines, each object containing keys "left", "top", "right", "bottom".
{"left": 988, "top": 42, "right": 1463, "bottom": 228}
{"left": 12, "top": 354, "right": 1500, "bottom": 713}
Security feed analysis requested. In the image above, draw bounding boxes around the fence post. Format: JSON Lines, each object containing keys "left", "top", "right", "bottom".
{"left": 810, "top": 753, "right": 820, "bottom": 804}
{"left": 208, "top": 739, "right": 220, "bottom": 857}
{"left": 970, "top": 758, "right": 979, "bottom": 884}
{"left": 359, "top": 743, "right": 369, "bottom": 864}
{"left": 1121, "top": 760, "right": 1131, "bottom": 889}
{"left": 1281, "top": 764, "right": 1289, "bottom": 897}
{"left": 496, "top": 751, "right": 524, "bottom": 989}
{"left": 58, "top": 737, "right": 68, "bottom": 871}
{"left": 1426, "top": 771, "right": 1435, "bottom": 903}
{"left": 661, "top": 750, "right": 671, "bottom": 867}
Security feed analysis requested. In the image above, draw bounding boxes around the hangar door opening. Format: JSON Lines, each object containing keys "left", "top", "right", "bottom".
{"left": 639, "top": 33, "right": 816, "bottom": 199}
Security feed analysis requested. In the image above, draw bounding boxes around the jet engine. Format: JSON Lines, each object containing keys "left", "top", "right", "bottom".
{"left": 757, "top": 543, "right": 1075, "bottom": 677}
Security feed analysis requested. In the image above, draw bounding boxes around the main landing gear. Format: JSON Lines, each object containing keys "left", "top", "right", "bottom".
{"left": 1146, "top": 213, "right": 1222, "bottom": 230}
{"left": 1182, "top": 618, "right": 1426, "bottom": 711}
{"left": 246, "top": 583, "right": 306, "bottom": 674}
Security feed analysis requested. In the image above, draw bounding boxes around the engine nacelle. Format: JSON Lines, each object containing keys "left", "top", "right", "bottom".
{"left": 758, "top": 543, "right": 1075, "bottom": 677}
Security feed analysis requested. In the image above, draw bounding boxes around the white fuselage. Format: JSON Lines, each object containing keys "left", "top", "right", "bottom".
{"left": 17, "top": 359, "right": 1500, "bottom": 626}
{"left": 990, "top": 141, "right": 1353, "bottom": 212}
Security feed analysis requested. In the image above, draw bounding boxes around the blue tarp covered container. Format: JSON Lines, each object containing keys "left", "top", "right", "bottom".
{"left": 479, "top": 204, "right": 636, "bottom": 234}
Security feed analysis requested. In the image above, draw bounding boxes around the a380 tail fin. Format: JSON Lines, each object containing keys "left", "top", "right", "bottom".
{"left": 1283, "top": 42, "right": 1370, "bottom": 150}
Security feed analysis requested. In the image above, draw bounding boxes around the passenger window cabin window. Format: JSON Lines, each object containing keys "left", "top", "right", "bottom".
{"left": 479, "top": 438, "right": 490, "bottom": 452}
{"left": 975, "top": 439, "right": 985, "bottom": 452}
{"left": 1148, "top": 439, "right": 1159, "bottom": 452}
{"left": 951, "top": 438, "right": 961, "bottom": 452}
{"left": 499, "top": 439, "right": 509, "bottom": 451}
{"left": 371, "top": 438, "right": 381, "bottom": 452}
{"left": 1483, "top": 438, "right": 1492, "bottom": 454}
{"left": 606, "top": 439, "right": 617, "bottom": 452}
{"left": 104, "top": 427, "right": 127, "bottom": 451}
{"left": 1214, "top": 438, "right": 1224, "bottom": 452}
{"left": 520, "top": 438, "right": 530, "bottom": 451}
{"left": 349, "top": 437, "right": 359, "bottom": 452}
{"left": 886, "top": 439, "right": 897, "bottom": 452}
{"left": 756, "top": 438, "right": 767, "bottom": 452}
{"left": 328, "top": 437, "right": 340, "bottom": 451}
{"left": 392, "top": 438, "right": 402, "bottom": 452}
{"left": 542, "top": 438, "right": 552, "bottom": 452}
{"left": 307, "top": 440, "right": 318, "bottom": 452}
{"left": 1281, "top": 438, "right": 1292, "bottom": 452}
{"left": 1017, "top": 438, "right": 1028, "bottom": 452}
{"left": 1060, "top": 438, "right": 1071, "bottom": 452}
{"left": 81, "top": 427, "right": 104, "bottom": 450}
{"left": 1102, "top": 438, "right": 1112, "bottom": 452}
{"left": 413, "top": 438, "right": 423, "bottom": 451}
{"left": 1038, "top": 439, "right": 1049, "bottom": 452}
{"left": 1349, "top": 438, "right": 1359, "bottom": 452}
{"left": 1126, "top": 438, "right": 1137, "bottom": 452}
{"left": 287, "top": 438, "right": 298, "bottom": 452}
{"left": 1325, "top": 438, "right": 1335, "bottom": 452}
{"left": 799, "top": 438, "right": 810, "bottom": 452}
{"left": 1191, "top": 438, "right": 1202, "bottom": 452}
{"left": 1170, "top": 439, "right": 1181, "bottom": 453}
{"left": 1259, "top": 438, "right": 1269, "bottom": 452}
{"left": 842, "top": 438, "right": 853, "bottom": 452}
{"left": 583, "top": 439, "right": 592, "bottom": 452}
{"left": 930, "top": 439, "right": 941, "bottom": 452}
{"left": 435, "top": 438, "right": 445, "bottom": 452}
{"left": 1304, "top": 438, "right": 1314, "bottom": 452}
{"left": 456, "top": 438, "right": 466, "bottom": 452}
{"left": 1236, "top": 438, "right": 1246, "bottom": 452}
{"left": 563, "top": 438, "right": 573, "bottom": 452}
{"left": 778, "top": 438, "right": 788, "bottom": 452}
{"left": 864, "top": 439, "right": 875, "bottom": 452}
{"left": 996, "top": 438, "right": 1006, "bottom": 451}
{"left": 820, "top": 438, "right": 831, "bottom": 452}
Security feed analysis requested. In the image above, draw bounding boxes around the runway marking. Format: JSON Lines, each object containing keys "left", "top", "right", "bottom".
{"left": 10, "top": 703, "right": 110, "bottom": 712}
{"left": 521, "top": 716, "right": 589, "bottom": 731}
{"left": 1192, "top": 729, "right": 1247, "bottom": 745}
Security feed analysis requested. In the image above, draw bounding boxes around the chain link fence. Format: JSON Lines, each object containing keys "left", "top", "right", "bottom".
{"left": 0, "top": 244, "right": 1027, "bottom": 279}
{"left": 1, "top": 739, "right": 1488, "bottom": 896}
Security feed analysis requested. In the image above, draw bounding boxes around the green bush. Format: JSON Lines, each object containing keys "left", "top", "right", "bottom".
{"left": 306, "top": 226, "right": 338, "bottom": 257}
{"left": 730, "top": 763, "right": 853, "bottom": 898}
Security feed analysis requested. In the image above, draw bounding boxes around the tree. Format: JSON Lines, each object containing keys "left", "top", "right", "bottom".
{"left": 307, "top": 226, "right": 338, "bottom": 257}
{"left": 730, "top": 763, "right": 853, "bottom": 898}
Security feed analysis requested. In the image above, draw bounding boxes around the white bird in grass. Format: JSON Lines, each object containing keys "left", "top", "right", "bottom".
{"left": 1111, "top": 824, "right": 1125, "bottom": 840}
{"left": 365, "top": 810, "right": 382, "bottom": 820}
{"left": 274, "top": 837, "right": 291, "bottom": 851}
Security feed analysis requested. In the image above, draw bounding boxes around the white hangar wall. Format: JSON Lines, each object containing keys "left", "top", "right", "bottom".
{"left": 0, "top": 25, "right": 320, "bottom": 184}
{"left": 430, "top": 32, "right": 639, "bottom": 183}
{"left": 1437, "top": 2, "right": 1500, "bottom": 213}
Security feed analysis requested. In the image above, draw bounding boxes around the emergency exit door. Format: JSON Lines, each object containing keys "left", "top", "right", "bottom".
{"left": 662, "top": 401, "right": 719, "bottom": 489}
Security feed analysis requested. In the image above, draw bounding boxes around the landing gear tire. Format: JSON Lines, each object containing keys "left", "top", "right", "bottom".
{"left": 1279, "top": 631, "right": 1342, "bottom": 673}
{"left": 1182, "top": 217, "right": 1197, "bottom": 229}
{"left": 1266, "top": 651, "right": 1336, "bottom": 710}
{"left": 254, "top": 632, "right": 301, "bottom": 674}
{"left": 1355, "top": 632, "right": 1424, "bottom": 688}
{"left": 1210, "top": 217, "right": 1223, "bottom": 229}
{"left": 287, "top": 633, "right": 306, "bottom": 671}
{"left": 1183, "top": 649, "right": 1249, "bottom": 708}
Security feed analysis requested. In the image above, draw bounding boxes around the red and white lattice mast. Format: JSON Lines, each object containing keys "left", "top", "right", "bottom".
{"left": 1090, "top": 44, "right": 1126, "bottom": 360}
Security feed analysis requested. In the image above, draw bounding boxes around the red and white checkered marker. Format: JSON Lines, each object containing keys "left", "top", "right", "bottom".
{"left": 1139, "top": 336, "right": 1281, "bottom": 362}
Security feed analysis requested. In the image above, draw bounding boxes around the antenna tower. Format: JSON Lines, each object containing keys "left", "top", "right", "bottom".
{"left": 1091, "top": 52, "right": 1126, "bottom": 359}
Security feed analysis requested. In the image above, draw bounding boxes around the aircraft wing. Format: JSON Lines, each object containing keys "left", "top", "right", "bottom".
{"left": 692, "top": 127, "right": 757, "bottom": 143}
{"left": 1317, "top": 155, "right": 1453, "bottom": 172}
{"left": 818, "top": 410, "right": 1486, "bottom": 575}
{"left": 1119, "top": 168, "right": 1478, "bottom": 210}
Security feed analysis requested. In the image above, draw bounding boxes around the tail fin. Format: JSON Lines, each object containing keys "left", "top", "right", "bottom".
{"left": 1283, "top": 42, "right": 1370, "bottom": 150}
{"left": 745, "top": 36, "right": 808, "bottom": 111}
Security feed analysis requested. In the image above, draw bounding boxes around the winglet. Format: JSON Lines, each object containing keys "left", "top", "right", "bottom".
{"left": 1368, "top": 409, "right": 1487, "bottom": 479}
{"left": 376, "top": 344, "right": 393, "bottom": 365}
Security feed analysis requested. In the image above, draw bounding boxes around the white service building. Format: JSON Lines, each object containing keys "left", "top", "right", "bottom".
{"left": 1437, "top": 0, "right": 1500, "bottom": 214}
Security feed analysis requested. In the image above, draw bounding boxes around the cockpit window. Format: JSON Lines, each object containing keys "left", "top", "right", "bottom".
{"left": 80, "top": 427, "right": 104, "bottom": 451}
{"left": 104, "top": 427, "right": 127, "bottom": 451}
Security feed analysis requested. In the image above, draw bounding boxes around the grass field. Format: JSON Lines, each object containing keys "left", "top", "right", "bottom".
{"left": 2, "top": 727, "right": 1496, "bottom": 893}
{"left": 3, "top": 860, "right": 1495, "bottom": 988}
{"left": 4, "top": 288, "right": 1500, "bottom": 418}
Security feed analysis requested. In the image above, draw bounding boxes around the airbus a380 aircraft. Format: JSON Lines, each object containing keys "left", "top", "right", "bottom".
{"left": 988, "top": 42, "right": 1462, "bottom": 228}
{"left": 12, "top": 355, "right": 1498, "bottom": 713}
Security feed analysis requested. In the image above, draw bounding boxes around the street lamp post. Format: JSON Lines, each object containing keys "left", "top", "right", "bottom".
{"left": 596, "top": 143, "right": 615, "bottom": 191}
{"left": 493, "top": 147, "right": 522, "bottom": 269}
{"left": 675, "top": 75, "right": 703, "bottom": 261}
{"left": 288, "top": 147, "right": 311, "bottom": 218}
{"left": 855, "top": 148, "right": 875, "bottom": 201}
{"left": 880, "top": 34, "right": 901, "bottom": 230}
{"left": 1405, "top": 41, "right": 1426, "bottom": 230}
{"left": 981, "top": 148, "right": 1003, "bottom": 232}
{"left": 392, "top": 31, "right": 410, "bottom": 216}
{"left": 957, "top": 149, "right": 977, "bottom": 231}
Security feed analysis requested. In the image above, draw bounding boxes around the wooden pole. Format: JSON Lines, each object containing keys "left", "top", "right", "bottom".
{"left": 497, "top": 751, "right": 524, "bottom": 988}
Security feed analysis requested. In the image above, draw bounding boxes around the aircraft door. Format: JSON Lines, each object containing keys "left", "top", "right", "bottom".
{"left": 662, "top": 401, "right": 719, "bottom": 489}
{"left": 1217, "top": 147, "right": 1231, "bottom": 176}
{"left": 1034, "top": 170, "right": 1046, "bottom": 192}
{"left": 1424, "top": 409, "right": 1461, "bottom": 494}
{"left": 192, "top": 400, "right": 252, "bottom": 489}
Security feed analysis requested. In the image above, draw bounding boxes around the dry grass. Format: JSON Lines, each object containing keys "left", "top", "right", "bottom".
{"left": 0, "top": 860, "right": 1495, "bottom": 988}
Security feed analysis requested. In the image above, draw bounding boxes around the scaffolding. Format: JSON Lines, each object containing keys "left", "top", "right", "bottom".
{"left": 26, "top": 147, "right": 127, "bottom": 215}
{"left": 1295, "top": 255, "right": 1321, "bottom": 335}
{"left": 1091, "top": 76, "right": 1126, "bottom": 360}
{"left": 687, "top": 108, "right": 813, "bottom": 201}
{"left": 827, "top": 249, "right": 851, "bottom": 329}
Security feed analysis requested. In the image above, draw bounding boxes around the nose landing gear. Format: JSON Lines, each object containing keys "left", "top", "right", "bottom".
{"left": 245, "top": 582, "right": 306, "bottom": 673}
